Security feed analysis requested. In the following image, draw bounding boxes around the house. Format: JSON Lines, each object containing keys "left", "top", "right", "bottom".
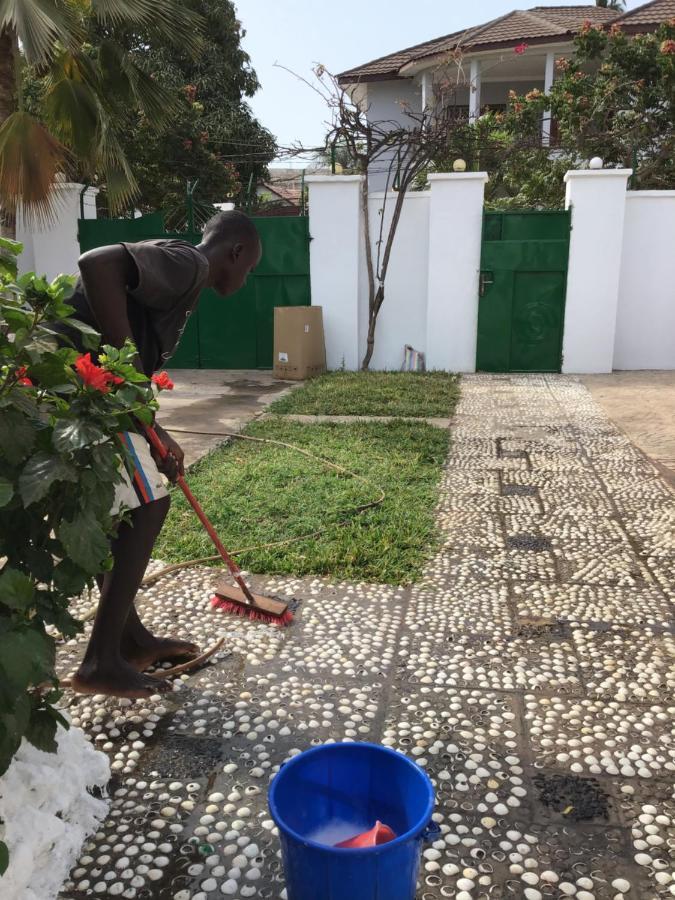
{"left": 254, "top": 167, "right": 330, "bottom": 216}
{"left": 338, "top": 0, "right": 675, "bottom": 186}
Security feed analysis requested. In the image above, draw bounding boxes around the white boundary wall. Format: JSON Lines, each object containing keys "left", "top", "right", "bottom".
{"left": 17, "top": 174, "right": 675, "bottom": 373}
{"left": 614, "top": 191, "right": 675, "bottom": 371}
{"left": 17, "top": 182, "right": 98, "bottom": 281}
{"left": 308, "top": 172, "right": 675, "bottom": 373}
{"left": 307, "top": 173, "right": 487, "bottom": 372}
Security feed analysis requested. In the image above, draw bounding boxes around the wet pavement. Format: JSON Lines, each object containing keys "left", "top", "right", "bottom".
{"left": 57, "top": 375, "right": 675, "bottom": 900}
{"left": 159, "top": 370, "right": 298, "bottom": 467}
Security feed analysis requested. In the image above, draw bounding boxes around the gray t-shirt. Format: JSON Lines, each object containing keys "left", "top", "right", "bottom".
{"left": 63, "top": 239, "right": 210, "bottom": 375}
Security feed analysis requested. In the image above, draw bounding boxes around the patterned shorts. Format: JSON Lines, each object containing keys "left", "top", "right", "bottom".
{"left": 112, "top": 431, "right": 169, "bottom": 515}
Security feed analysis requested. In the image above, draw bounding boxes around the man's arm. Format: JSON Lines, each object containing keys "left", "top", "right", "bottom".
{"left": 78, "top": 245, "right": 141, "bottom": 366}
{"left": 79, "top": 246, "right": 185, "bottom": 481}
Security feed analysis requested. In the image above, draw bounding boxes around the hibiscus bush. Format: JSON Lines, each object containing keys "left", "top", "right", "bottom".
{"left": 0, "top": 239, "right": 159, "bottom": 873}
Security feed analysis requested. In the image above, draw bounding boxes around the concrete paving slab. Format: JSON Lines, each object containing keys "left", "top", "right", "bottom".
{"left": 583, "top": 371, "right": 675, "bottom": 488}
{"left": 57, "top": 375, "right": 675, "bottom": 900}
{"left": 159, "top": 370, "right": 298, "bottom": 466}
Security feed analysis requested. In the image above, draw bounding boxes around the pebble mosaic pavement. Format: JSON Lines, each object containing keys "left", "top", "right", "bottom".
{"left": 56, "top": 375, "right": 675, "bottom": 900}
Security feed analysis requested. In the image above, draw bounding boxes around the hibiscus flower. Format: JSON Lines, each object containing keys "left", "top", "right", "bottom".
{"left": 16, "top": 366, "right": 33, "bottom": 386}
{"left": 152, "top": 372, "right": 175, "bottom": 391}
{"left": 75, "top": 353, "right": 123, "bottom": 393}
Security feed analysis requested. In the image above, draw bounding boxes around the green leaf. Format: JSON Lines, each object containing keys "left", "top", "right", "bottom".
{"left": 0, "top": 627, "right": 54, "bottom": 693}
{"left": 52, "top": 419, "right": 105, "bottom": 453}
{"left": 25, "top": 707, "right": 58, "bottom": 754}
{"left": 57, "top": 509, "right": 110, "bottom": 575}
{"left": 0, "top": 477, "right": 13, "bottom": 508}
{"left": 0, "top": 693, "right": 30, "bottom": 777}
{"left": 0, "top": 568, "right": 34, "bottom": 612}
{"left": 0, "top": 410, "right": 36, "bottom": 465}
{"left": 65, "top": 317, "right": 100, "bottom": 350}
{"left": 18, "top": 453, "right": 77, "bottom": 506}
{"left": 53, "top": 559, "right": 89, "bottom": 596}
{"left": 0, "top": 840, "right": 8, "bottom": 876}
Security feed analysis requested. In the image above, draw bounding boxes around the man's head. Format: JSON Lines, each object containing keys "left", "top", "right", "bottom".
{"left": 199, "top": 210, "right": 262, "bottom": 296}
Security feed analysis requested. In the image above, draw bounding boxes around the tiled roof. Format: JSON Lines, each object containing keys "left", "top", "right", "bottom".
{"left": 615, "top": 0, "right": 675, "bottom": 26}
{"left": 338, "top": 5, "right": 621, "bottom": 83}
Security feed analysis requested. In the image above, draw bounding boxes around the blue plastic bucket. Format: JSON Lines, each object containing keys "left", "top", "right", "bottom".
{"left": 268, "top": 741, "right": 437, "bottom": 900}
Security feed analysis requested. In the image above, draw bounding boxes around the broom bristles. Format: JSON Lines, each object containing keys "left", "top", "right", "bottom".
{"left": 210, "top": 595, "right": 294, "bottom": 627}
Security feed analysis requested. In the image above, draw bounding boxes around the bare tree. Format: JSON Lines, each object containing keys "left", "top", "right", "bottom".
{"left": 290, "top": 69, "right": 471, "bottom": 368}
{"left": 278, "top": 63, "right": 526, "bottom": 369}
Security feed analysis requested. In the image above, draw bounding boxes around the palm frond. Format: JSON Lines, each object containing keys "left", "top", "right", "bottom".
{"left": 0, "top": 110, "right": 67, "bottom": 224}
{"left": 96, "top": 112, "right": 138, "bottom": 214}
{"left": 42, "top": 51, "right": 100, "bottom": 158}
{"left": 0, "top": 0, "right": 80, "bottom": 65}
{"left": 97, "top": 39, "right": 178, "bottom": 127}
{"left": 90, "top": 0, "right": 204, "bottom": 55}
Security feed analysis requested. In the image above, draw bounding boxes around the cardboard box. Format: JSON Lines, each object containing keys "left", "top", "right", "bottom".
{"left": 273, "top": 306, "right": 326, "bottom": 380}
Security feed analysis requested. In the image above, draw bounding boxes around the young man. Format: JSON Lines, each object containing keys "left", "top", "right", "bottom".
{"left": 64, "top": 210, "right": 261, "bottom": 699}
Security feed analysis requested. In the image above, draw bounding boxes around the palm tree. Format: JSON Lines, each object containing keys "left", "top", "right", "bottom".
{"left": 596, "top": 0, "right": 626, "bottom": 10}
{"left": 0, "top": 0, "right": 204, "bottom": 229}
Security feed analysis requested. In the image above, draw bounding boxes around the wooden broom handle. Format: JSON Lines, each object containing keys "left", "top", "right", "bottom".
{"left": 143, "top": 425, "right": 257, "bottom": 606}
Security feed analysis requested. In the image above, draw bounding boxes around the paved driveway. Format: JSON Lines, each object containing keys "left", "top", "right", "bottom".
{"left": 58, "top": 375, "right": 674, "bottom": 900}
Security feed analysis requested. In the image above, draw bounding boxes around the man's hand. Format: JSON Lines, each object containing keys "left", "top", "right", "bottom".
{"left": 150, "top": 424, "right": 185, "bottom": 482}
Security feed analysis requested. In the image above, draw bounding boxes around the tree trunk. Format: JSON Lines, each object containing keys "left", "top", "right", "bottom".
{"left": 0, "top": 27, "right": 17, "bottom": 238}
{"left": 361, "top": 285, "right": 384, "bottom": 370}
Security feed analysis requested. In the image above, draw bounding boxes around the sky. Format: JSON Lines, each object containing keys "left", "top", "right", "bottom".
{"left": 235, "top": 0, "right": 644, "bottom": 163}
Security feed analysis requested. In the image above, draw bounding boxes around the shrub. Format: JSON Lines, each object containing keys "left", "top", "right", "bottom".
{"left": 0, "top": 238, "right": 157, "bottom": 872}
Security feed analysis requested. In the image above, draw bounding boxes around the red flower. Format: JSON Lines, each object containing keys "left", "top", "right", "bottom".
{"left": 16, "top": 366, "right": 33, "bottom": 386}
{"left": 514, "top": 42, "right": 528, "bottom": 55}
{"left": 183, "top": 139, "right": 193, "bottom": 151}
{"left": 75, "top": 353, "right": 122, "bottom": 394}
{"left": 152, "top": 372, "right": 174, "bottom": 391}
{"left": 661, "top": 39, "right": 675, "bottom": 55}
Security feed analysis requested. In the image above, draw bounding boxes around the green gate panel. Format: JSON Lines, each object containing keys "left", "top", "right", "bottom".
{"left": 166, "top": 308, "right": 200, "bottom": 368}
{"left": 477, "top": 210, "right": 570, "bottom": 374}
{"left": 510, "top": 272, "right": 566, "bottom": 372}
{"left": 78, "top": 213, "right": 311, "bottom": 369}
{"left": 198, "top": 285, "right": 258, "bottom": 369}
{"left": 78, "top": 213, "right": 166, "bottom": 253}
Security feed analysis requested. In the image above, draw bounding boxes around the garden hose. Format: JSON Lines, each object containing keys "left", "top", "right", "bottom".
{"left": 75, "top": 429, "right": 386, "bottom": 624}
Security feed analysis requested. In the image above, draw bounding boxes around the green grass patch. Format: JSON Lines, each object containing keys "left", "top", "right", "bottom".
{"left": 155, "top": 417, "right": 449, "bottom": 584}
{"left": 270, "top": 371, "right": 460, "bottom": 418}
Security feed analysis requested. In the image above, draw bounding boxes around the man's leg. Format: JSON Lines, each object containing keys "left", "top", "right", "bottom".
{"left": 72, "top": 496, "right": 174, "bottom": 698}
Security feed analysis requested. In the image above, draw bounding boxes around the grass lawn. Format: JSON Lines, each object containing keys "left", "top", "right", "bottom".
{"left": 269, "top": 371, "right": 460, "bottom": 418}
{"left": 155, "top": 417, "right": 449, "bottom": 584}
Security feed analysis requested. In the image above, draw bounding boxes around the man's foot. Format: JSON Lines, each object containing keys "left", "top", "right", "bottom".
{"left": 121, "top": 634, "right": 201, "bottom": 672}
{"left": 71, "top": 658, "right": 172, "bottom": 698}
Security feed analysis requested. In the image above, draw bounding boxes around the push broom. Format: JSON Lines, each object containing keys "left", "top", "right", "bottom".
{"left": 144, "top": 425, "right": 293, "bottom": 627}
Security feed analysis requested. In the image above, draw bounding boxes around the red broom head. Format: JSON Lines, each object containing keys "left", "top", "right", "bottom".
{"left": 210, "top": 595, "right": 294, "bottom": 627}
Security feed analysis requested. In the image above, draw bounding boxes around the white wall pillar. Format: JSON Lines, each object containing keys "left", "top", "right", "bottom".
{"left": 469, "top": 60, "right": 482, "bottom": 121}
{"left": 17, "top": 181, "right": 98, "bottom": 279}
{"left": 562, "top": 168, "right": 632, "bottom": 374}
{"left": 426, "top": 172, "right": 488, "bottom": 372}
{"left": 542, "top": 51, "right": 555, "bottom": 146}
{"left": 306, "top": 175, "right": 364, "bottom": 371}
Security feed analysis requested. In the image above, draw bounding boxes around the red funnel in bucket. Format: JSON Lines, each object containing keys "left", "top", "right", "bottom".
{"left": 335, "top": 821, "right": 397, "bottom": 848}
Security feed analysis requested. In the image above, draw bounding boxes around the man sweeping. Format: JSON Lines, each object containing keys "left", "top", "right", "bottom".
{"left": 61, "top": 210, "right": 261, "bottom": 699}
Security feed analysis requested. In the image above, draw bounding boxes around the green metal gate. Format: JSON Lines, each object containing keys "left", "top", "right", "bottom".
{"left": 78, "top": 213, "right": 311, "bottom": 369}
{"left": 476, "top": 210, "right": 571, "bottom": 373}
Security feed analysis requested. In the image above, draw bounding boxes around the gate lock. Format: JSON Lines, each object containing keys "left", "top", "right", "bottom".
{"left": 479, "top": 271, "right": 494, "bottom": 297}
